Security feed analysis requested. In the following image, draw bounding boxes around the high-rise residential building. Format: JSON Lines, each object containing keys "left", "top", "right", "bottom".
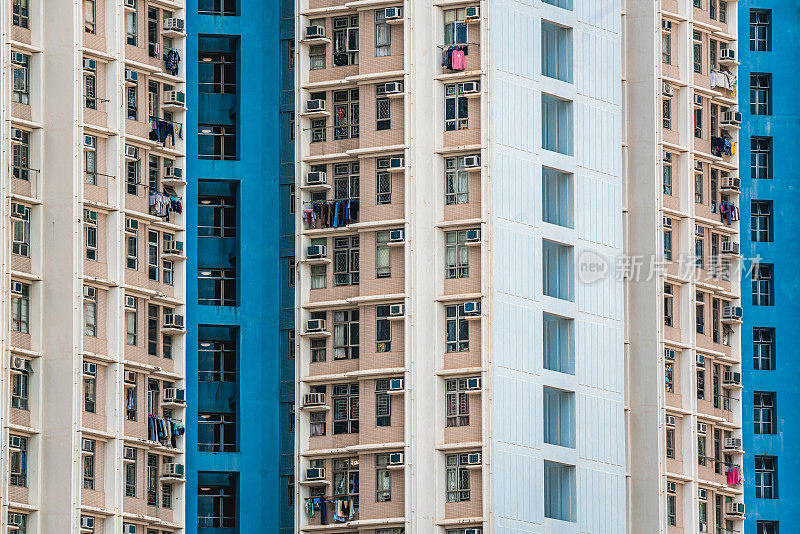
{"left": 293, "top": 1, "right": 626, "bottom": 532}
{"left": 739, "top": 3, "right": 797, "bottom": 533}
{"left": 626, "top": 0, "right": 744, "bottom": 532}
{"left": 1, "top": 0, "right": 188, "bottom": 532}
{"left": 185, "top": 0, "right": 293, "bottom": 532}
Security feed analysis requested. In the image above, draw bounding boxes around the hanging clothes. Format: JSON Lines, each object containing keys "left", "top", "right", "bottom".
{"left": 164, "top": 49, "right": 181, "bottom": 76}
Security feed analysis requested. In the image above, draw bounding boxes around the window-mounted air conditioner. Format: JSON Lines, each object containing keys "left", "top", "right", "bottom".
{"left": 125, "top": 144, "right": 138, "bottom": 159}
{"left": 466, "top": 377, "right": 481, "bottom": 390}
{"left": 307, "top": 318, "right": 326, "bottom": 332}
{"left": 305, "top": 25, "right": 325, "bottom": 39}
{"left": 389, "top": 378, "right": 404, "bottom": 391}
{"left": 83, "top": 362, "right": 97, "bottom": 376}
{"left": 164, "top": 166, "right": 183, "bottom": 179}
{"left": 388, "top": 452, "right": 404, "bottom": 465}
{"left": 665, "top": 415, "right": 675, "bottom": 427}
{"left": 124, "top": 296, "right": 137, "bottom": 309}
{"left": 464, "top": 301, "right": 481, "bottom": 315}
{"left": 384, "top": 81, "right": 403, "bottom": 94}
{"left": 125, "top": 218, "right": 139, "bottom": 233}
{"left": 306, "top": 467, "right": 325, "bottom": 480}
{"left": 466, "top": 228, "right": 481, "bottom": 242}
{"left": 462, "top": 81, "right": 480, "bottom": 94}
{"left": 123, "top": 446, "right": 136, "bottom": 461}
{"left": 307, "top": 244, "right": 326, "bottom": 258}
{"left": 389, "top": 304, "right": 404, "bottom": 316}
{"left": 385, "top": 7, "right": 403, "bottom": 21}
{"left": 304, "top": 392, "right": 325, "bottom": 406}
{"left": 697, "top": 422, "right": 708, "bottom": 434}
{"left": 80, "top": 516, "right": 95, "bottom": 530}
{"left": 389, "top": 229, "right": 404, "bottom": 242}
{"left": 125, "top": 69, "right": 138, "bottom": 83}
{"left": 124, "top": 370, "right": 137, "bottom": 384}
{"left": 307, "top": 171, "right": 326, "bottom": 185}
{"left": 720, "top": 48, "right": 736, "bottom": 62}
{"left": 306, "top": 99, "right": 326, "bottom": 112}
{"left": 662, "top": 83, "right": 674, "bottom": 97}
{"left": 163, "top": 314, "right": 185, "bottom": 329}
{"left": 389, "top": 156, "right": 404, "bottom": 169}
{"left": 11, "top": 281, "right": 24, "bottom": 295}
{"left": 466, "top": 452, "right": 482, "bottom": 464}
{"left": 463, "top": 154, "right": 481, "bottom": 168}
{"left": 163, "top": 387, "right": 186, "bottom": 404}
{"left": 83, "top": 58, "right": 97, "bottom": 71}
{"left": 163, "top": 90, "right": 186, "bottom": 107}
{"left": 465, "top": 6, "right": 480, "bottom": 20}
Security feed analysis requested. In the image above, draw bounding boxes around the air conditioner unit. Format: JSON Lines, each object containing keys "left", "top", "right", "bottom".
{"left": 163, "top": 388, "right": 186, "bottom": 405}
{"left": 10, "top": 356, "right": 25, "bottom": 372}
{"left": 466, "top": 228, "right": 481, "bottom": 242}
{"left": 389, "top": 378, "right": 404, "bottom": 391}
{"left": 722, "top": 111, "right": 742, "bottom": 125}
{"left": 11, "top": 52, "right": 25, "bottom": 65}
{"left": 696, "top": 353, "right": 705, "bottom": 366}
{"left": 83, "top": 362, "right": 97, "bottom": 375}
{"left": 384, "top": 7, "right": 403, "bottom": 20}
{"left": 83, "top": 58, "right": 96, "bottom": 71}
{"left": 721, "top": 176, "right": 740, "bottom": 191}
{"left": 305, "top": 25, "right": 325, "bottom": 39}
{"left": 462, "top": 81, "right": 480, "bottom": 94}
{"left": 164, "top": 166, "right": 183, "bottom": 179}
{"left": 11, "top": 281, "right": 24, "bottom": 295}
{"left": 84, "top": 209, "right": 98, "bottom": 223}
{"left": 124, "top": 295, "right": 137, "bottom": 309}
{"left": 464, "top": 529, "right": 482, "bottom": 534}
{"left": 665, "top": 415, "right": 675, "bottom": 427}
{"left": 662, "top": 83, "right": 674, "bottom": 97}
{"left": 464, "top": 154, "right": 481, "bottom": 168}
{"left": 84, "top": 135, "right": 95, "bottom": 148}
{"left": 725, "top": 502, "right": 744, "bottom": 515}
{"left": 84, "top": 286, "right": 97, "bottom": 299}
{"left": 123, "top": 523, "right": 137, "bottom": 534}
{"left": 665, "top": 347, "right": 675, "bottom": 360}
{"left": 698, "top": 488, "right": 707, "bottom": 500}
{"left": 81, "top": 439, "right": 93, "bottom": 453}
{"left": 123, "top": 446, "right": 136, "bottom": 461}
{"left": 723, "top": 371, "right": 741, "bottom": 385}
{"left": 163, "top": 314, "right": 185, "bottom": 329}
{"left": 694, "top": 94, "right": 703, "bottom": 106}
{"left": 466, "top": 452, "right": 481, "bottom": 464}
{"left": 466, "top": 377, "right": 481, "bottom": 390}
{"left": 306, "top": 99, "right": 326, "bottom": 112}
{"left": 8, "top": 513, "right": 23, "bottom": 527}
{"left": 695, "top": 224, "right": 704, "bottom": 237}
{"left": 388, "top": 452, "right": 404, "bottom": 465}
{"left": 720, "top": 48, "right": 736, "bottom": 61}
{"left": 10, "top": 203, "right": 26, "bottom": 220}
{"left": 307, "top": 244, "right": 326, "bottom": 258}
{"left": 662, "top": 19, "right": 672, "bottom": 31}
{"left": 724, "top": 437, "right": 742, "bottom": 451}
{"left": 303, "top": 392, "right": 325, "bottom": 406}
{"left": 11, "top": 128, "right": 24, "bottom": 143}
{"left": 164, "top": 240, "right": 184, "bottom": 255}
{"left": 722, "top": 306, "right": 743, "bottom": 320}
{"left": 721, "top": 241, "right": 739, "bottom": 255}
{"left": 162, "top": 462, "right": 185, "bottom": 478}
{"left": 307, "top": 171, "right": 326, "bottom": 185}
{"left": 663, "top": 151, "right": 671, "bottom": 162}
{"left": 80, "top": 516, "right": 95, "bottom": 530}
{"left": 163, "top": 18, "right": 185, "bottom": 32}
{"left": 124, "top": 0, "right": 135, "bottom": 7}
{"left": 125, "top": 144, "right": 138, "bottom": 160}
{"left": 389, "top": 229, "right": 404, "bottom": 242}
{"left": 389, "top": 304, "right": 404, "bottom": 316}
{"left": 695, "top": 159, "right": 704, "bottom": 171}
{"left": 667, "top": 481, "right": 677, "bottom": 493}
{"left": 9, "top": 435, "right": 22, "bottom": 450}
{"left": 697, "top": 422, "right": 708, "bottom": 434}
{"left": 124, "top": 370, "right": 137, "bottom": 383}
{"left": 125, "top": 69, "right": 138, "bottom": 83}
{"left": 464, "top": 301, "right": 481, "bottom": 315}
{"left": 389, "top": 156, "right": 404, "bottom": 169}
{"left": 465, "top": 6, "right": 480, "bottom": 20}
{"left": 307, "top": 319, "right": 326, "bottom": 332}
{"left": 163, "top": 90, "right": 186, "bottom": 107}
{"left": 384, "top": 81, "right": 403, "bottom": 94}
{"left": 306, "top": 467, "right": 325, "bottom": 480}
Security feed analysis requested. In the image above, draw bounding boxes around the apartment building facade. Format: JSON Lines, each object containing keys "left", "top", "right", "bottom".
{"left": 739, "top": 2, "right": 800, "bottom": 532}
{"left": 294, "top": 1, "right": 626, "bottom": 532}
{"left": 184, "top": 0, "right": 291, "bottom": 532}
{"left": 626, "top": 0, "right": 744, "bottom": 532}
{"left": 2, "top": 0, "right": 188, "bottom": 533}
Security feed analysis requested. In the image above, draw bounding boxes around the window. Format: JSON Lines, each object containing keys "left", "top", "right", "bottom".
{"left": 445, "top": 304, "right": 469, "bottom": 353}
{"left": 85, "top": 70, "right": 97, "bottom": 109}
{"left": 84, "top": 136, "right": 97, "bottom": 185}
{"left": 751, "top": 74, "right": 772, "bottom": 115}
{"left": 664, "top": 218, "right": 672, "bottom": 261}
{"left": 757, "top": 521, "right": 779, "bottom": 534}
{"left": 698, "top": 498, "right": 707, "bottom": 532}
{"left": 752, "top": 263, "right": 774, "bottom": 306}
{"left": 662, "top": 98, "right": 671, "bottom": 129}
{"left": 333, "top": 89, "right": 359, "bottom": 140}
{"left": 9, "top": 435, "right": 27, "bottom": 487}
{"left": 198, "top": 269, "right": 237, "bottom": 306}
{"left": 199, "top": 125, "right": 237, "bottom": 160}
{"left": 84, "top": 0, "right": 96, "bottom": 33}
{"left": 12, "top": 0, "right": 29, "bottom": 28}
{"left": 375, "top": 9, "right": 390, "bottom": 56}
{"left": 543, "top": 240, "right": 574, "bottom": 301}
{"left": 376, "top": 86, "right": 391, "bottom": 130}
{"left": 8, "top": 356, "right": 28, "bottom": 409}
{"left": 198, "top": 195, "right": 236, "bottom": 237}
{"left": 697, "top": 362, "right": 705, "bottom": 400}
{"left": 667, "top": 483, "right": 677, "bottom": 526}
{"left": 84, "top": 362, "right": 96, "bottom": 412}
{"left": 126, "top": 227, "right": 138, "bottom": 270}
{"left": 445, "top": 230, "right": 469, "bottom": 278}
{"left": 333, "top": 383, "right": 359, "bottom": 434}
{"left": 662, "top": 29, "right": 671, "bottom": 64}
{"left": 375, "top": 379, "right": 391, "bottom": 426}
{"left": 751, "top": 137, "right": 772, "bottom": 180}
{"left": 445, "top": 378, "right": 470, "bottom": 427}
{"left": 199, "top": 51, "right": 237, "bottom": 94}
{"left": 445, "top": 156, "right": 469, "bottom": 205}
{"left": 666, "top": 428, "right": 675, "bottom": 458}
{"left": 694, "top": 104, "right": 703, "bottom": 139}
{"left": 375, "top": 454, "right": 391, "bottom": 501}
{"left": 333, "top": 15, "right": 359, "bottom": 66}
{"left": 311, "top": 118, "right": 326, "bottom": 142}
{"left": 754, "top": 392, "right": 776, "bottom": 434}
{"left": 11, "top": 53, "right": 29, "bottom": 105}
{"left": 333, "top": 236, "right": 359, "bottom": 286}
{"left": 148, "top": 231, "right": 159, "bottom": 281}
{"left": 198, "top": 0, "right": 237, "bottom": 16}
{"left": 11, "top": 129, "right": 29, "bottom": 183}
{"left": 147, "top": 453, "right": 158, "bottom": 505}
{"left": 694, "top": 170, "right": 704, "bottom": 204}
{"left": 126, "top": 156, "right": 141, "bottom": 196}
{"left": 376, "top": 306, "right": 391, "bottom": 352}
{"left": 11, "top": 283, "right": 29, "bottom": 334}
{"left": 665, "top": 361, "right": 674, "bottom": 393}
{"left": 444, "top": 8, "right": 467, "bottom": 45}
{"left": 197, "top": 483, "right": 236, "bottom": 528}
{"left": 753, "top": 327, "right": 775, "bottom": 370}
{"left": 288, "top": 329, "right": 296, "bottom": 360}
{"left": 162, "top": 482, "right": 173, "bottom": 509}
{"left": 696, "top": 292, "right": 705, "bottom": 334}
{"left": 543, "top": 313, "right": 574, "bottom": 374}
{"left": 544, "top": 461, "right": 576, "bottom": 522}
{"left": 376, "top": 232, "right": 391, "bottom": 278}
{"left": 288, "top": 256, "right": 295, "bottom": 287}
{"left": 543, "top": 387, "right": 575, "bottom": 448}
{"left": 83, "top": 439, "right": 95, "bottom": 489}
{"left": 125, "top": 374, "right": 137, "bottom": 420}
{"left": 333, "top": 161, "right": 359, "bottom": 200}
{"left": 750, "top": 10, "right": 771, "bottom": 51}
{"left": 664, "top": 284, "right": 674, "bottom": 327}
{"left": 444, "top": 83, "right": 469, "bottom": 131}
{"left": 751, "top": 200, "right": 773, "bottom": 242}
{"left": 310, "top": 45, "right": 326, "bottom": 70}
{"left": 310, "top": 408, "right": 326, "bottom": 436}
{"left": 719, "top": 1, "right": 727, "bottom": 22}
{"left": 445, "top": 453, "right": 472, "bottom": 502}
{"left": 127, "top": 82, "right": 138, "bottom": 120}
{"left": 126, "top": 2, "right": 137, "bottom": 45}
{"left": 542, "top": 167, "right": 573, "bottom": 228}
{"left": 697, "top": 431, "right": 706, "bottom": 465}
{"left": 163, "top": 260, "right": 174, "bottom": 286}
{"left": 125, "top": 298, "right": 138, "bottom": 347}
{"left": 755, "top": 456, "right": 777, "bottom": 499}
{"left": 147, "top": 305, "right": 159, "bottom": 356}
{"left": 541, "top": 21, "right": 572, "bottom": 83}
{"left": 11, "top": 203, "right": 29, "bottom": 257}
{"left": 332, "top": 457, "right": 359, "bottom": 505}
{"left": 311, "top": 265, "right": 327, "bottom": 289}
{"left": 333, "top": 309, "right": 359, "bottom": 360}
{"left": 663, "top": 152, "right": 672, "bottom": 195}
{"left": 198, "top": 413, "right": 237, "bottom": 452}
{"left": 693, "top": 30, "right": 702, "bottom": 73}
